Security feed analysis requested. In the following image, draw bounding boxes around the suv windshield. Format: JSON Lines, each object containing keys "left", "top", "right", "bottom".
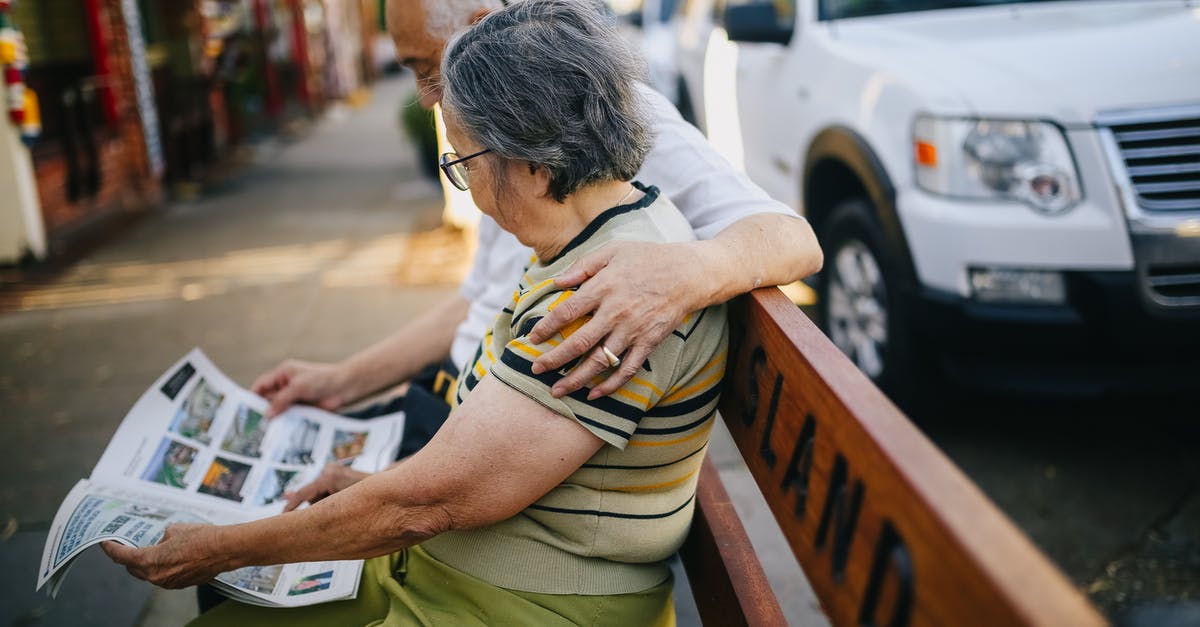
{"left": 820, "top": 0, "right": 1082, "bottom": 20}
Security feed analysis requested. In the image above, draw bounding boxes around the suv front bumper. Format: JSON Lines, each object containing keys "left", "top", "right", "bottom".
{"left": 912, "top": 271, "right": 1200, "bottom": 397}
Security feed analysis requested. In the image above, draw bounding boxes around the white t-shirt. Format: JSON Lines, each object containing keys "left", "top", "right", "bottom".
{"left": 450, "top": 84, "right": 798, "bottom": 369}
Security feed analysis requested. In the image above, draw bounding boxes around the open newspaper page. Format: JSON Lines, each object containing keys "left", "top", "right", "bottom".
{"left": 37, "top": 348, "right": 404, "bottom": 608}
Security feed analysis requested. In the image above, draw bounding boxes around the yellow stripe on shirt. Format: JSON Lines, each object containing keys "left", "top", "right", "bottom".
{"left": 516, "top": 279, "right": 558, "bottom": 307}
{"left": 608, "top": 467, "right": 699, "bottom": 492}
{"left": 662, "top": 359, "right": 727, "bottom": 404}
{"left": 507, "top": 340, "right": 544, "bottom": 359}
{"left": 613, "top": 387, "right": 651, "bottom": 408}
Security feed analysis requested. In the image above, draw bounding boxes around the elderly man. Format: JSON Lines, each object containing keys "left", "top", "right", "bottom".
{"left": 251, "top": 0, "right": 822, "bottom": 439}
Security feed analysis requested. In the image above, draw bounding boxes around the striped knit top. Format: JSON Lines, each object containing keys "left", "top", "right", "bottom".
{"left": 421, "top": 184, "right": 729, "bottom": 595}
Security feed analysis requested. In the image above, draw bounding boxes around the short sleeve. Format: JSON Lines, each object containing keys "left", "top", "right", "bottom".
{"left": 635, "top": 83, "right": 801, "bottom": 240}
{"left": 488, "top": 291, "right": 670, "bottom": 450}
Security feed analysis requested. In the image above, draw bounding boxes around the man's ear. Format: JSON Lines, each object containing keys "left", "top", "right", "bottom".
{"left": 469, "top": 8, "right": 491, "bottom": 25}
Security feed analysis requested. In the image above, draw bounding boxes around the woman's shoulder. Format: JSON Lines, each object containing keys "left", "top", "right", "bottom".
{"left": 603, "top": 183, "right": 696, "bottom": 247}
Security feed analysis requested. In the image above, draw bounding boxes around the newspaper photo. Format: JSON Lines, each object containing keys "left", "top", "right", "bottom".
{"left": 37, "top": 349, "right": 404, "bottom": 608}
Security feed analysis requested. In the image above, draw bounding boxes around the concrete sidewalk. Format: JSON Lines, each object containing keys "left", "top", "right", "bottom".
{"left": 0, "top": 75, "right": 823, "bottom": 626}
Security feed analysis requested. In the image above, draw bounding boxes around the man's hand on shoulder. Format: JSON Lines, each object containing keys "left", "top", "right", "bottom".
{"left": 251, "top": 359, "right": 349, "bottom": 417}
{"left": 528, "top": 239, "right": 709, "bottom": 399}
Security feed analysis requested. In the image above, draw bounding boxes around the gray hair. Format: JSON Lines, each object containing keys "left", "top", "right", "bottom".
{"left": 441, "top": 0, "right": 653, "bottom": 202}
{"left": 421, "top": 0, "right": 503, "bottom": 40}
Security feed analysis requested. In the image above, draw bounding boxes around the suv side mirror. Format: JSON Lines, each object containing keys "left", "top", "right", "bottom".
{"left": 724, "top": 3, "right": 793, "bottom": 45}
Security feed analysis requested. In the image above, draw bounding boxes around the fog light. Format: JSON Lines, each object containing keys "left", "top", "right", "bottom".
{"left": 969, "top": 268, "right": 1066, "bottom": 305}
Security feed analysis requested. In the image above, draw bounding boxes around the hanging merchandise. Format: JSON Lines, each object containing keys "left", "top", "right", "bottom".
{"left": 0, "top": 0, "right": 36, "bottom": 142}
{"left": 0, "top": 25, "right": 18, "bottom": 66}
{"left": 20, "top": 86, "right": 37, "bottom": 143}
{"left": 3, "top": 65, "right": 22, "bottom": 125}
{"left": 0, "top": 10, "right": 20, "bottom": 68}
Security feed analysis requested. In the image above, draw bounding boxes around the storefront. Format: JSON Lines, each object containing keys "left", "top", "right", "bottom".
{"left": 0, "top": 0, "right": 45, "bottom": 262}
{"left": 1, "top": 0, "right": 375, "bottom": 262}
{"left": 136, "top": 0, "right": 222, "bottom": 188}
{"left": 9, "top": 0, "right": 161, "bottom": 251}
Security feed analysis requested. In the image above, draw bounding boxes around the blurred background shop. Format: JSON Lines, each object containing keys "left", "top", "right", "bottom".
{"left": 0, "top": 0, "right": 385, "bottom": 265}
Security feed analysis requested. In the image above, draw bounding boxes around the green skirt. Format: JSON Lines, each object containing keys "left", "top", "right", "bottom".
{"left": 189, "top": 546, "right": 676, "bottom": 626}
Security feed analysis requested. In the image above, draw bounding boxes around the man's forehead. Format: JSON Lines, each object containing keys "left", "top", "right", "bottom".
{"left": 385, "top": 0, "right": 433, "bottom": 41}
{"left": 386, "top": 1, "right": 442, "bottom": 61}
{"left": 384, "top": 0, "right": 421, "bottom": 27}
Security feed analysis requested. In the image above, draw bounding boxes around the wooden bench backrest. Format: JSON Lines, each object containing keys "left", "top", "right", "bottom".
{"left": 681, "top": 455, "right": 786, "bottom": 625}
{"left": 704, "top": 288, "right": 1106, "bottom": 627}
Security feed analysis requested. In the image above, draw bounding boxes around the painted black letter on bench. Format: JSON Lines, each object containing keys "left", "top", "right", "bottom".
{"left": 814, "top": 454, "right": 864, "bottom": 583}
{"left": 742, "top": 346, "right": 783, "bottom": 467}
{"left": 858, "top": 520, "right": 914, "bottom": 627}
{"left": 757, "top": 372, "right": 783, "bottom": 468}
{"left": 741, "top": 347, "right": 766, "bottom": 427}
{"left": 780, "top": 414, "right": 816, "bottom": 516}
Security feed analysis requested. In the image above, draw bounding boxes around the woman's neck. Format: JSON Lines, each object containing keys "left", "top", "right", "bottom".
{"left": 529, "top": 181, "right": 640, "bottom": 261}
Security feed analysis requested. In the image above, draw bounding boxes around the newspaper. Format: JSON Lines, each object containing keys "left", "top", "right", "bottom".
{"left": 36, "top": 349, "right": 405, "bottom": 608}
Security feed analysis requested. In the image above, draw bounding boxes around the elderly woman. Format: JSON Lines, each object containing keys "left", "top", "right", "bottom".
{"left": 104, "top": 2, "right": 727, "bottom": 625}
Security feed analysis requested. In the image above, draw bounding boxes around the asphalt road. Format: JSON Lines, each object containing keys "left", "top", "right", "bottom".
{"left": 920, "top": 394, "right": 1200, "bottom": 619}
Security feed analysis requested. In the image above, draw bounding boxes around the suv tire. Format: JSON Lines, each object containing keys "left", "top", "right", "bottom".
{"left": 818, "top": 198, "right": 922, "bottom": 407}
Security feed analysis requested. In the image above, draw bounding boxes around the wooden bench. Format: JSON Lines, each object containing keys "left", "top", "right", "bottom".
{"left": 678, "top": 288, "right": 1107, "bottom": 626}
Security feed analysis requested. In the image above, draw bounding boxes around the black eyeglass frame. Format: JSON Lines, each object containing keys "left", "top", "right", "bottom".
{"left": 439, "top": 148, "right": 493, "bottom": 191}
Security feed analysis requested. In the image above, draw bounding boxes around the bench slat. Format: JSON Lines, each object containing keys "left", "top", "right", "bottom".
{"left": 680, "top": 456, "right": 787, "bottom": 626}
{"left": 714, "top": 288, "right": 1105, "bottom": 627}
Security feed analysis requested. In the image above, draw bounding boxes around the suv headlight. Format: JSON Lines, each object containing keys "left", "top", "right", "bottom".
{"left": 913, "top": 116, "right": 1081, "bottom": 214}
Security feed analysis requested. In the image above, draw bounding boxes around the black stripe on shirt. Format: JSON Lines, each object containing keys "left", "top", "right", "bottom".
{"left": 528, "top": 494, "right": 695, "bottom": 520}
{"left": 542, "top": 183, "right": 660, "bottom": 265}
{"left": 516, "top": 316, "right": 543, "bottom": 339}
{"left": 672, "top": 308, "right": 707, "bottom": 342}
{"left": 573, "top": 413, "right": 634, "bottom": 440}
{"left": 580, "top": 444, "right": 706, "bottom": 470}
{"left": 634, "top": 409, "right": 716, "bottom": 436}
{"left": 511, "top": 295, "right": 548, "bottom": 327}
{"left": 500, "top": 350, "right": 646, "bottom": 423}
{"left": 644, "top": 383, "right": 722, "bottom": 418}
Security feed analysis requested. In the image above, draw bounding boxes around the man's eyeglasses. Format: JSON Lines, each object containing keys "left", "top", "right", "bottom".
{"left": 439, "top": 149, "right": 492, "bottom": 191}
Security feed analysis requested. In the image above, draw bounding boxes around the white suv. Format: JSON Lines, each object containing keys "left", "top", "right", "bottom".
{"left": 676, "top": 0, "right": 1200, "bottom": 400}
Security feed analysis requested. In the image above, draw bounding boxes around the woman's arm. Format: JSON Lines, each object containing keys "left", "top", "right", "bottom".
{"left": 102, "top": 375, "right": 604, "bottom": 588}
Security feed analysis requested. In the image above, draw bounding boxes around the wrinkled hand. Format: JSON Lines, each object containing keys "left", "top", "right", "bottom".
{"left": 283, "top": 463, "right": 369, "bottom": 512}
{"left": 251, "top": 360, "right": 347, "bottom": 417}
{"left": 528, "top": 240, "right": 703, "bottom": 399}
{"left": 101, "top": 523, "right": 226, "bottom": 589}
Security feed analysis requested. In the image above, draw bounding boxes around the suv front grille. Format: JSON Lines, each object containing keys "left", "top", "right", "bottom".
{"left": 1105, "top": 115, "right": 1200, "bottom": 212}
{"left": 1146, "top": 264, "right": 1200, "bottom": 305}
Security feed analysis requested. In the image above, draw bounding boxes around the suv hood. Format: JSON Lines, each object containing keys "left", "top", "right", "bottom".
{"left": 833, "top": 1, "right": 1200, "bottom": 125}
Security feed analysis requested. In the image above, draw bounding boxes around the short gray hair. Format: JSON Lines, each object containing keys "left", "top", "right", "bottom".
{"left": 441, "top": 0, "right": 653, "bottom": 202}
{"left": 421, "top": 0, "right": 503, "bottom": 40}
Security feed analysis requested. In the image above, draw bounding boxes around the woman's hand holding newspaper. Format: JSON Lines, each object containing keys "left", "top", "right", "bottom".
{"left": 102, "top": 523, "right": 225, "bottom": 589}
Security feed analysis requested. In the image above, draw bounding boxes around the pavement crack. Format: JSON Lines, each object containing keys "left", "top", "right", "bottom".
{"left": 1085, "top": 481, "right": 1198, "bottom": 603}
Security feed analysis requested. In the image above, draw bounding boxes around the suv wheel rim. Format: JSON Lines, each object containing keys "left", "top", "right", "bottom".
{"left": 828, "top": 240, "right": 888, "bottom": 379}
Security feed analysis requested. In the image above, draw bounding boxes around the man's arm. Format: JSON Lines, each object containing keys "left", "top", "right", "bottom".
{"left": 101, "top": 375, "right": 603, "bottom": 588}
{"left": 528, "top": 84, "right": 823, "bottom": 398}
{"left": 252, "top": 295, "right": 469, "bottom": 416}
{"left": 529, "top": 213, "right": 820, "bottom": 398}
